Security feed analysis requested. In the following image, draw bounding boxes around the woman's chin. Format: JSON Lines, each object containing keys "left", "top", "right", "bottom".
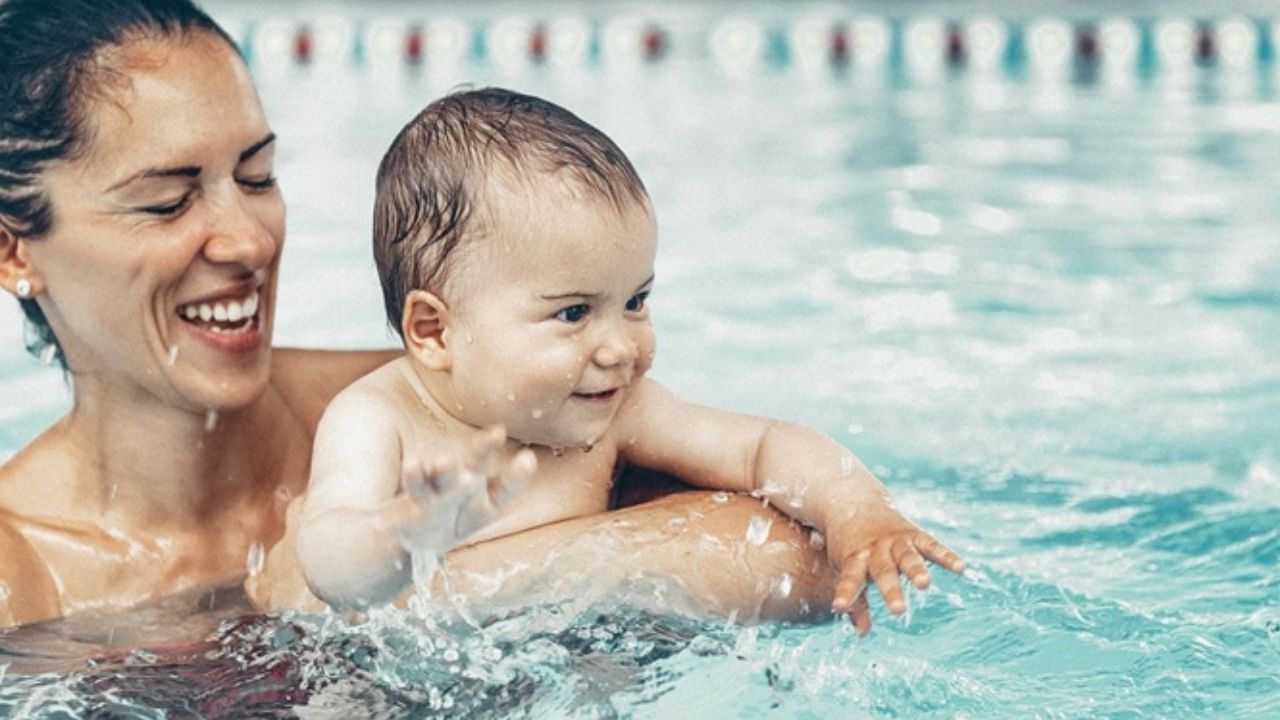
{"left": 168, "top": 364, "right": 273, "bottom": 417}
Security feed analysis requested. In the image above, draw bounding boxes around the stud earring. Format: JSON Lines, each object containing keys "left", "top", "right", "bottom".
{"left": 14, "top": 278, "right": 32, "bottom": 298}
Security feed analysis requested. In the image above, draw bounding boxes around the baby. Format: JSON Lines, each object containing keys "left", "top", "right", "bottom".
{"left": 295, "top": 88, "right": 963, "bottom": 630}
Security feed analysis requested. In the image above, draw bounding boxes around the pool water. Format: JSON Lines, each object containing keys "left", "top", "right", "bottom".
{"left": 3, "top": 2, "right": 1280, "bottom": 717}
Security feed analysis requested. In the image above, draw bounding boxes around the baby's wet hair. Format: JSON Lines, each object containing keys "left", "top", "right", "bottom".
{"left": 372, "top": 87, "right": 649, "bottom": 339}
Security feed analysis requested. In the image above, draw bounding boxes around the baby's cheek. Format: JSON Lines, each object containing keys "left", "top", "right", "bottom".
{"left": 636, "top": 327, "right": 657, "bottom": 376}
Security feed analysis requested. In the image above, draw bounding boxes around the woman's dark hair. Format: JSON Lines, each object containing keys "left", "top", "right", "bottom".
{"left": 0, "top": 0, "right": 237, "bottom": 366}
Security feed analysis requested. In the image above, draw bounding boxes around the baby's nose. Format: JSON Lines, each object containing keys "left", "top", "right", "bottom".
{"left": 592, "top": 329, "right": 637, "bottom": 368}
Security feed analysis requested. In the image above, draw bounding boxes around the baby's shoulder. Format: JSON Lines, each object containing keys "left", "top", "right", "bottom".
{"left": 318, "top": 358, "right": 436, "bottom": 437}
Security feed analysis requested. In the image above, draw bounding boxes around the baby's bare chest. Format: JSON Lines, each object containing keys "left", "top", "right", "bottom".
{"left": 472, "top": 444, "right": 619, "bottom": 541}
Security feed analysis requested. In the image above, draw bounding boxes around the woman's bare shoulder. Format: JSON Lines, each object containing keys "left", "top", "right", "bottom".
{"left": 0, "top": 509, "right": 60, "bottom": 627}
{"left": 269, "top": 347, "right": 402, "bottom": 432}
{"left": 0, "top": 420, "right": 76, "bottom": 515}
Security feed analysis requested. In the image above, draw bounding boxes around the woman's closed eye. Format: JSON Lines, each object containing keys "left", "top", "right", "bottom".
{"left": 555, "top": 303, "right": 591, "bottom": 323}
{"left": 237, "top": 174, "right": 278, "bottom": 191}
{"left": 139, "top": 193, "right": 194, "bottom": 216}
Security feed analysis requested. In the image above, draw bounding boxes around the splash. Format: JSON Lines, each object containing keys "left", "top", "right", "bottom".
{"left": 745, "top": 515, "right": 773, "bottom": 546}
{"left": 245, "top": 541, "right": 265, "bottom": 577}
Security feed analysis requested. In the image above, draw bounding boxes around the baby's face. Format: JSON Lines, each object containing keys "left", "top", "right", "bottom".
{"left": 442, "top": 177, "right": 657, "bottom": 449}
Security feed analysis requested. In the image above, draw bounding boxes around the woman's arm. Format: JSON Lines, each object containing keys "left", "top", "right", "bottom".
{"left": 253, "top": 491, "right": 832, "bottom": 623}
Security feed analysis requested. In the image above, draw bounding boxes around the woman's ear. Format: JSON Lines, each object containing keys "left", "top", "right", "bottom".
{"left": 0, "top": 226, "right": 43, "bottom": 298}
{"left": 402, "top": 289, "right": 452, "bottom": 371}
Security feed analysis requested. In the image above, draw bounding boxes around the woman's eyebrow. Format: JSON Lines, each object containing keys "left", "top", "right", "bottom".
{"left": 240, "top": 132, "right": 276, "bottom": 162}
{"left": 105, "top": 133, "right": 277, "bottom": 192}
{"left": 105, "top": 165, "right": 198, "bottom": 192}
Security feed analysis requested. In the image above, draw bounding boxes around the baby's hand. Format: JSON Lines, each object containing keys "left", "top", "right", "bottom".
{"left": 826, "top": 505, "right": 965, "bottom": 635}
{"left": 390, "top": 426, "right": 536, "bottom": 556}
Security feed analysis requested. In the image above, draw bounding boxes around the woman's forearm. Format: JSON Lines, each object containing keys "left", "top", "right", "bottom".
{"left": 440, "top": 491, "right": 833, "bottom": 623}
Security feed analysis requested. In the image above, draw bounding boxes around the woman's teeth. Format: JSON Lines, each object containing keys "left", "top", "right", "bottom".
{"left": 177, "top": 291, "right": 259, "bottom": 333}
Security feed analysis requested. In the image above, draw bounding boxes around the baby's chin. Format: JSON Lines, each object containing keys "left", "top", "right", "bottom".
{"left": 508, "top": 425, "right": 606, "bottom": 454}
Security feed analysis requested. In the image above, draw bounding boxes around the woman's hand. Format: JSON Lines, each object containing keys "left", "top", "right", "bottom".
{"left": 391, "top": 425, "right": 536, "bottom": 555}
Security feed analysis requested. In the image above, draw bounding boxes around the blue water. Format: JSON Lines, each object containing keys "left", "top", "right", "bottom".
{"left": 3, "top": 2, "right": 1279, "bottom": 717}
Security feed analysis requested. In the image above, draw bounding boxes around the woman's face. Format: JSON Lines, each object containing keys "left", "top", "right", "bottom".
{"left": 26, "top": 31, "right": 285, "bottom": 413}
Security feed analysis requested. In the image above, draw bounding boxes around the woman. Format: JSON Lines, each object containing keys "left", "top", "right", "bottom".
{"left": 0, "top": 0, "right": 834, "bottom": 629}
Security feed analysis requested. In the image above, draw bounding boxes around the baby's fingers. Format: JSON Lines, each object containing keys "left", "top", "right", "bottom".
{"left": 869, "top": 542, "right": 907, "bottom": 615}
{"left": 831, "top": 551, "right": 868, "bottom": 612}
{"left": 892, "top": 537, "right": 932, "bottom": 590}
{"left": 913, "top": 533, "right": 966, "bottom": 574}
{"left": 466, "top": 425, "right": 508, "bottom": 475}
{"left": 847, "top": 590, "right": 872, "bottom": 636}
{"left": 490, "top": 448, "right": 536, "bottom": 507}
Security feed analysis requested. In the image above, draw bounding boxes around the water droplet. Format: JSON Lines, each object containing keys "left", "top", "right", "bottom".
{"left": 809, "top": 529, "right": 826, "bottom": 550}
{"left": 166, "top": 345, "right": 179, "bottom": 366}
{"left": 711, "top": 492, "right": 730, "bottom": 504}
{"left": 771, "top": 573, "right": 793, "bottom": 599}
{"left": 531, "top": 409, "right": 543, "bottom": 419}
{"left": 40, "top": 345, "right": 57, "bottom": 366}
{"left": 551, "top": 447, "right": 565, "bottom": 457}
{"left": 840, "top": 454, "right": 855, "bottom": 475}
{"left": 245, "top": 541, "right": 265, "bottom": 577}
{"left": 107, "top": 483, "right": 118, "bottom": 501}
{"left": 204, "top": 410, "right": 218, "bottom": 432}
{"left": 506, "top": 391, "right": 516, "bottom": 402}
{"left": 274, "top": 485, "right": 293, "bottom": 505}
{"left": 745, "top": 515, "right": 772, "bottom": 546}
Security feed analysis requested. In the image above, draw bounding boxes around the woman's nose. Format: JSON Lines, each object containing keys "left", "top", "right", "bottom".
{"left": 201, "top": 188, "right": 280, "bottom": 268}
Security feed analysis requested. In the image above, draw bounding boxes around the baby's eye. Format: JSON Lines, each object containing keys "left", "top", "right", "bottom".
{"left": 555, "top": 304, "right": 590, "bottom": 323}
{"left": 140, "top": 193, "right": 193, "bottom": 216}
{"left": 625, "top": 291, "right": 650, "bottom": 313}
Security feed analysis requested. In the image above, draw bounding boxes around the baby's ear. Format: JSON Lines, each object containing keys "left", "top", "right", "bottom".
{"left": 402, "top": 289, "right": 452, "bottom": 371}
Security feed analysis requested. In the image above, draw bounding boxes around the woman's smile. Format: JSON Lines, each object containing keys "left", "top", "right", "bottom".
{"left": 175, "top": 287, "right": 264, "bottom": 352}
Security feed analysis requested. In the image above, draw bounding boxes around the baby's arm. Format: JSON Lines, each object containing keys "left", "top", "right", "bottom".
{"left": 296, "top": 386, "right": 410, "bottom": 609}
{"left": 615, "top": 378, "right": 964, "bottom": 633}
{"left": 297, "top": 383, "right": 534, "bottom": 611}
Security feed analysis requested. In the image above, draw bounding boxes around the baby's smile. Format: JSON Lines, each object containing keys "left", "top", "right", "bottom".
{"left": 571, "top": 387, "right": 621, "bottom": 403}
